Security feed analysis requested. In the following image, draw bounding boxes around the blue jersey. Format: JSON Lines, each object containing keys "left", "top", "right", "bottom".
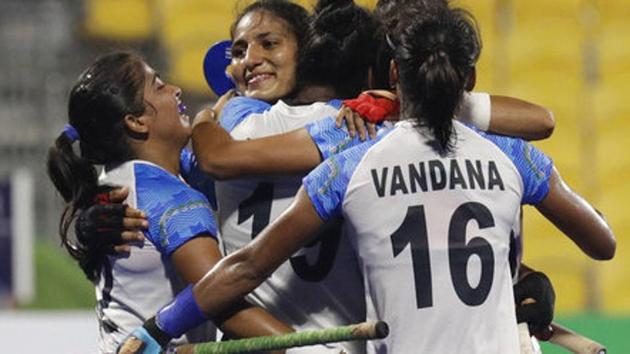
{"left": 96, "top": 160, "right": 217, "bottom": 352}
{"left": 303, "top": 121, "right": 553, "bottom": 354}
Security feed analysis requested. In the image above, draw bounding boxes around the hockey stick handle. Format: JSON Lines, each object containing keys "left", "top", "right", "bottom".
{"left": 176, "top": 321, "right": 389, "bottom": 354}
{"left": 518, "top": 298, "right": 536, "bottom": 354}
{"left": 547, "top": 322, "right": 607, "bottom": 354}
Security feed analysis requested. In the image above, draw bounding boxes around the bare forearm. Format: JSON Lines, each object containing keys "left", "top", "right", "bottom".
{"left": 219, "top": 302, "right": 294, "bottom": 338}
{"left": 535, "top": 169, "right": 616, "bottom": 260}
{"left": 489, "top": 95, "right": 555, "bottom": 140}
{"left": 192, "top": 121, "right": 321, "bottom": 179}
{"left": 192, "top": 249, "right": 269, "bottom": 318}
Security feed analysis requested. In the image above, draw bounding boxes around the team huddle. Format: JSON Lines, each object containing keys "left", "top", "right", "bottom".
{"left": 46, "top": 0, "right": 616, "bottom": 353}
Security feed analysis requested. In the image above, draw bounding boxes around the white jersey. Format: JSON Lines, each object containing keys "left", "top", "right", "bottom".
{"left": 96, "top": 161, "right": 217, "bottom": 353}
{"left": 303, "top": 121, "right": 554, "bottom": 354}
{"left": 215, "top": 97, "right": 366, "bottom": 353}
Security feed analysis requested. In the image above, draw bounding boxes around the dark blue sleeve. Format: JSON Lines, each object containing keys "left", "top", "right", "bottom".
{"left": 179, "top": 148, "right": 217, "bottom": 210}
{"left": 303, "top": 137, "right": 382, "bottom": 221}
{"left": 477, "top": 131, "right": 553, "bottom": 205}
{"left": 305, "top": 116, "right": 391, "bottom": 160}
{"left": 219, "top": 96, "right": 271, "bottom": 133}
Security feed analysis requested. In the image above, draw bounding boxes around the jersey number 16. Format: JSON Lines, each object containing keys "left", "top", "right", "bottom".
{"left": 391, "top": 202, "right": 496, "bottom": 308}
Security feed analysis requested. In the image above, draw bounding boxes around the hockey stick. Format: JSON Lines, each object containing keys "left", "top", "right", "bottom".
{"left": 545, "top": 322, "right": 607, "bottom": 354}
{"left": 517, "top": 298, "right": 606, "bottom": 354}
{"left": 518, "top": 298, "right": 536, "bottom": 354}
{"left": 176, "top": 321, "right": 389, "bottom": 354}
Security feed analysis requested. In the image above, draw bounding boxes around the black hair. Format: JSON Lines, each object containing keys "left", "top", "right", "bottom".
{"left": 47, "top": 51, "right": 146, "bottom": 281}
{"left": 392, "top": 5, "right": 481, "bottom": 152}
{"left": 231, "top": 0, "right": 309, "bottom": 43}
{"left": 296, "top": 0, "right": 378, "bottom": 98}
{"left": 372, "top": 0, "right": 452, "bottom": 88}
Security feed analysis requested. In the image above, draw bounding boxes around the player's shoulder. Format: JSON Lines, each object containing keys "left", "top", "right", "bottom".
{"left": 456, "top": 121, "right": 554, "bottom": 204}
{"left": 220, "top": 96, "right": 272, "bottom": 132}
{"left": 310, "top": 124, "right": 396, "bottom": 185}
{"left": 456, "top": 121, "right": 527, "bottom": 157}
{"left": 133, "top": 161, "right": 210, "bottom": 208}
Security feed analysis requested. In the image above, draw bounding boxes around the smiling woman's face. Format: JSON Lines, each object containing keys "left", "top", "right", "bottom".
{"left": 230, "top": 10, "right": 299, "bottom": 103}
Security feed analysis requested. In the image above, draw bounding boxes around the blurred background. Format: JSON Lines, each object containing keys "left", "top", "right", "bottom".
{"left": 0, "top": 0, "right": 627, "bottom": 352}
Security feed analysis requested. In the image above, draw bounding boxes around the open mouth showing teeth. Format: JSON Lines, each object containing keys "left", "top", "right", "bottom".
{"left": 247, "top": 73, "right": 272, "bottom": 85}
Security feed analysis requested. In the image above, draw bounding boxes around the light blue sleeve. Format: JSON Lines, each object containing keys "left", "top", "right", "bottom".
{"left": 305, "top": 116, "right": 391, "bottom": 160}
{"left": 179, "top": 148, "right": 217, "bottom": 210}
{"left": 475, "top": 129, "right": 553, "bottom": 205}
{"left": 136, "top": 165, "right": 218, "bottom": 256}
{"left": 219, "top": 96, "right": 271, "bottom": 132}
{"left": 327, "top": 99, "right": 343, "bottom": 110}
{"left": 303, "top": 134, "right": 387, "bottom": 221}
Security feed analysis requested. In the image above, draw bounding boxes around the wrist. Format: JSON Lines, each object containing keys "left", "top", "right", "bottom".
{"left": 459, "top": 92, "right": 491, "bottom": 131}
{"left": 142, "top": 317, "right": 172, "bottom": 348}
{"left": 155, "top": 285, "right": 208, "bottom": 339}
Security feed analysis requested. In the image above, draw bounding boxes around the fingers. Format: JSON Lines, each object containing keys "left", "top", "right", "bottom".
{"left": 213, "top": 89, "right": 237, "bottom": 115}
{"left": 123, "top": 215, "right": 149, "bottom": 230}
{"left": 367, "top": 122, "right": 378, "bottom": 140}
{"left": 122, "top": 230, "right": 145, "bottom": 243}
{"left": 335, "top": 106, "right": 345, "bottom": 127}
{"left": 193, "top": 108, "right": 216, "bottom": 127}
{"left": 108, "top": 187, "right": 129, "bottom": 203}
{"left": 337, "top": 106, "right": 357, "bottom": 137}
{"left": 113, "top": 245, "right": 132, "bottom": 254}
{"left": 125, "top": 206, "right": 146, "bottom": 219}
{"left": 121, "top": 207, "right": 148, "bottom": 236}
{"left": 352, "top": 112, "right": 368, "bottom": 141}
{"left": 102, "top": 231, "right": 144, "bottom": 255}
{"left": 117, "top": 338, "right": 143, "bottom": 354}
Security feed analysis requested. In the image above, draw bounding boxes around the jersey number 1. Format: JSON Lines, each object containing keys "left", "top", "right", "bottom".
{"left": 238, "top": 183, "right": 340, "bottom": 282}
{"left": 391, "top": 202, "right": 495, "bottom": 309}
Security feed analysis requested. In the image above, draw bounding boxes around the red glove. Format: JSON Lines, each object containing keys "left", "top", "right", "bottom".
{"left": 343, "top": 92, "right": 399, "bottom": 123}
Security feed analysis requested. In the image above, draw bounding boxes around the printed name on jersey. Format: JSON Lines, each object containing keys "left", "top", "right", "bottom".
{"left": 371, "top": 158, "right": 505, "bottom": 197}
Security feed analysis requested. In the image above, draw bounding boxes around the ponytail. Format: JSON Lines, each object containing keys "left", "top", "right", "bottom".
{"left": 393, "top": 7, "right": 480, "bottom": 152}
{"left": 415, "top": 49, "right": 463, "bottom": 151}
{"left": 47, "top": 131, "right": 101, "bottom": 281}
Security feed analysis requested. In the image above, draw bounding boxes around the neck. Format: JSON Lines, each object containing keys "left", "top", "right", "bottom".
{"left": 132, "top": 141, "right": 182, "bottom": 176}
{"left": 292, "top": 84, "right": 337, "bottom": 105}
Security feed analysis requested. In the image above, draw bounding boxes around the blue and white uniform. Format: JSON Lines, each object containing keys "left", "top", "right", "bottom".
{"left": 303, "top": 120, "right": 553, "bottom": 354}
{"left": 214, "top": 97, "right": 367, "bottom": 353}
{"left": 96, "top": 160, "right": 217, "bottom": 353}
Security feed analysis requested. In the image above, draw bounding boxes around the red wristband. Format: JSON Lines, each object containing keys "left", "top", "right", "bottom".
{"left": 343, "top": 93, "right": 399, "bottom": 123}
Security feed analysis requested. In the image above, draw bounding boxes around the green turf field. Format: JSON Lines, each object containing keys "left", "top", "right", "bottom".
{"left": 21, "top": 239, "right": 94, "bottom": 309}
{"left": 25, "top": 239, "right": 630, "bottom": 352}
{"left": 540, "top": 314, "right": 630, "bottom": 353}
